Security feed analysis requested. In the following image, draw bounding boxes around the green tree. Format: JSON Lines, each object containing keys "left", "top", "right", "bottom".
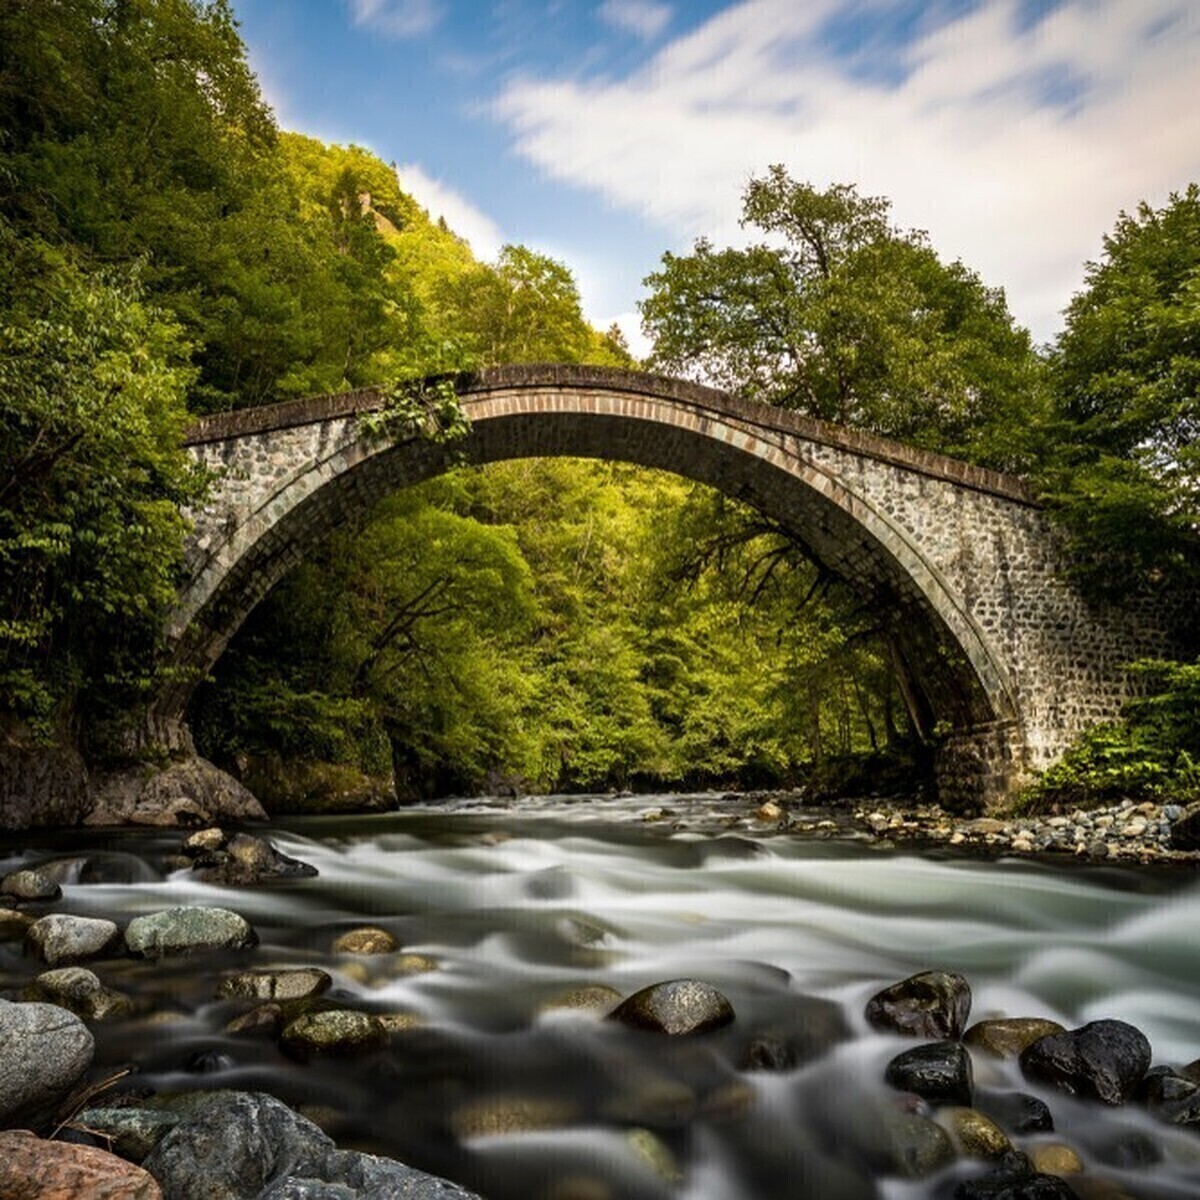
{"left": 1043, "top": 185, "right": 1200, "bottom": 604}
{"left": 0, "top": 0, "right": 284, "bottom": 410}
{"left": 0, "top": 223, "right": 202, "bottom": 733}
{"left": 641, "top": 165, "right": 1046, "bottom": 469}
{"left": 438, "top": 245, "right": 600, "bottom": 367}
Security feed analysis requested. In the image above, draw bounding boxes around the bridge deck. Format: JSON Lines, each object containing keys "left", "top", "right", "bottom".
{"left": 182, "top": 364, "right": 1037, "bottom": 506}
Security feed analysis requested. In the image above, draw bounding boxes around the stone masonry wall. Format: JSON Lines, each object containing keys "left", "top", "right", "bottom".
{"left": 175, "top": 367, "right": 1178, "bottom": 802}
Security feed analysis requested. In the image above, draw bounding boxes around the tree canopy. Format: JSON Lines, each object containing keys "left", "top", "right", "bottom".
{"left": 641, "top": 165, "right": 1047, "bottom": 470}
{"left": 1042, "top": 186, "right": 1200, "bottom": 605}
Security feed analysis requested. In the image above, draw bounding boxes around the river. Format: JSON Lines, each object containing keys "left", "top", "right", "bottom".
{"left": 4, "top": 792, "right": 1200, "bottom": 1198}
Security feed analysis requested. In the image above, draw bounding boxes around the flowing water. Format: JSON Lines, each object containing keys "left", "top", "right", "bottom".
{"left": 4, "top": 792, "right": 1200, "bottom": 1198}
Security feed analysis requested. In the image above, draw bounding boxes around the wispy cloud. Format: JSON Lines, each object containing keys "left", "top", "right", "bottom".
{"left": 598, "top": 0, "right": 673, "bottom": 41}
{"left": 397, "top": 162, "right": 505, "bottom": 260}
{"left": 346, "top": 0, "right": 443, "bottom": 39}
{"left": 494, "top": 0, "right": 1200, "bottom": 341}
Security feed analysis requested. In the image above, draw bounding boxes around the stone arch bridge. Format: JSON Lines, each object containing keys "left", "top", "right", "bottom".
{"left": 163, "top": 365, "right": 1167, "bottom": 807}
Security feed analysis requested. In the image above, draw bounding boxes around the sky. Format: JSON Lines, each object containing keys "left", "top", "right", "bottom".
{"left": 235, "top": 0, "right": 1200, "bottom": 354}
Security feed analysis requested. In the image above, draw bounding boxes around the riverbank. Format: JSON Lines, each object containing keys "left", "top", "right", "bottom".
{"left": 3, "top": 803, "right": 1200, "bottom": 1199}
{"left": 626, "top": 790, "right": 1200, "bottom": 869}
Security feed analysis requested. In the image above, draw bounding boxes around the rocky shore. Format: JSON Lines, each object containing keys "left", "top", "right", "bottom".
{"left": 2, "top": 804, "right": 1198, "bottom": 1197}
{"left": 849, "top": 797, "right": 1200, "bottom": 867}
{"left": 720, "top": 790, "right": 1200, "bottom": 868}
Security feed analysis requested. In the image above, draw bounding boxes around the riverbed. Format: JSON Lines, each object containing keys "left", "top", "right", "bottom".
{"left": 4, "top": 792, "right": 1200, "bottom": 1198}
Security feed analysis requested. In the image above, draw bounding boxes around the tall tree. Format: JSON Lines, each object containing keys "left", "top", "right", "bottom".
{"left": 1044, "top": 185, "right": 1200, "bottom": 607}
{"left": 641, "top": 165, "right": 1046, "bottom": 470}
{"left": 0, "top": 223, "right": 202, "bottom": 731}
{"left": 437, "top": 245, "right": 630, "bottom": 368}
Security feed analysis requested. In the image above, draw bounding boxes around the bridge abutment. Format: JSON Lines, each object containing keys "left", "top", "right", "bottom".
{"left": 933, "top": 721, "right": 1026, "bottom": 812}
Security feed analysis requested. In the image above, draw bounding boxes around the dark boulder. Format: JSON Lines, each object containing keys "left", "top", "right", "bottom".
{"left": 865, "top": 970, "right": 971, "bottom": 1039}
{"left": 86, "top": 757, "right": 268, "bottom": 828}
{"left": 885, "top": 1042, "right": 973, "bottom": 1107}
{"left": 141, "top": 1091, "right": 482, "bottom": 1199}
{"left": 190, "top": 832, "right": 318, "bottom": 885}
{"left": 1169, "top": 801, "right": 1200, "bottom": 850}
{"left": 609, "top": 979, "right": 735, "bottom": 1035}
{"left": 974, "top": 1089, "right": 1054, "bottom": 1135}
{"left": 1018, "top": 1019, "right": 1150, "bottom": 1105}
{"left": 1138, "top": 1066, "right": 1200, "bottom": 1126}
{"left": 740, "top": 994, "right": 849, "bottom": 1070}
{"left": 951, "top": 1150, "right": 1075, "bottom": 1199}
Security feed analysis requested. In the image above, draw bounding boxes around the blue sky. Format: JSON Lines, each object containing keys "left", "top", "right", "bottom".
{"left": 236, "top": 1, "right": 1200, "bottom": 351}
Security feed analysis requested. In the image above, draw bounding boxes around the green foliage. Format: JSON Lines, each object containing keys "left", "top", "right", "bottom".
{"left": 1041, "top": 186, "right": 1200, "bottom": 603}
{"left": 436, "top": 244, "right": 607, "bottom": 367}
{"left": 0, "top": 222, "right": 202, "bottom": 731}
{"left": 641, "top": 165, "right": 1047, "bottom": 470}
{"left": 198, "top": 459, "right": 914, "bottom": 798}
{"left": 359, "top": 376, "right": 472, "bottom": 446}
{"left": 1021, "top": 659, "right": 1200, "bottom": 809}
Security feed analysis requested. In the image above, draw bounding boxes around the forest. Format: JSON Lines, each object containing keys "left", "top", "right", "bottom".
{"left": 1, "top": 0, "right": 1197, "bottom": 810}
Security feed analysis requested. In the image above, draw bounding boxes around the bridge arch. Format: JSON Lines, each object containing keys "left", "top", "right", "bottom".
{"left": 161, "top": 366, "right": 1165, "bottom": 808}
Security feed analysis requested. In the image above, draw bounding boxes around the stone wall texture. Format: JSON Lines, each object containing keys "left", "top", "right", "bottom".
{"left": 168, "top": 365, "right": 1178, "bottom": 807}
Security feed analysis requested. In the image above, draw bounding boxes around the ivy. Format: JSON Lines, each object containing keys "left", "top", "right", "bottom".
{"left": 358, "top": 375, "right": 471, "bottom": 446}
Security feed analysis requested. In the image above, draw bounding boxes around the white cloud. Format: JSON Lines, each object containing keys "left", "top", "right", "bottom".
{"left": 397, "top": 162, "right": 506, "bottom": 260}
{"left": 603, "top": 310, "right": 654, "bottom": 361}
{"left": 346, "top": 0, "right": 443, "bottom": 39}
{"left": 494, "top": 0, "right": 1200, "bottom": 342}
{"left": 598, "top": 0, "right": 673, "bottom": 41}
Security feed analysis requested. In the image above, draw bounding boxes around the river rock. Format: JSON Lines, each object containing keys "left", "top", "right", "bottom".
{"left": 952, "top": 1150, "right": 1076, "bottom": 1198}
{"left": 25, "top": 966, "right": 133, "bottom": 1020}
{"left": 938, "top": 1107, "right": 1011, "bottom": 1159}
{"left": 865, "top": 970, "right": 971, "bottom": 1039}
{"left": 850, "top": 1097, "right": 958, "bottom": 1179}
{"left": 377, "top": 1011, "right": 424, "bottom": 1035}
{"left": 596, "top": 1057, "right": 698, "bottom": 1127}
{"left": 86, "top": 756, "right": 268, "bottom": 827}
{"left": 0, "top": 1129, "right": 161, "bottom": 1197}
{"left": 141, "top": 1091, "right": 482, "bottom": 1200}
{"left": 1029, "top": 1143, "right": 1084, "bottom": 1175}
{"left": 1, "top": 865, "right": 62, "bottom": 901}
{"left": 77, "top": 1106, "right": 184, "bottom": 1161}
{"left": 974, "top": 1088, "right": 1054, "bottom": 1134}
{"left": 965, "top": 1018, "right": 1065, "bottom": 1059}
{"left": 739, "top": 995, "right": 850, "bottom": 1070}
{"left": 0, "top": 998, "right": 94, "bottom": 1127}
{"left": 625, "top": 1127, "right": 683, "bottom": 1182}
{"left": 451, "top": 1094, "right": 580, "bottom": 1137}
{"left": 191, "top": 832, "right": 318, "bottom": 885}
{"left": 225, "top": 1002, "right": 286, "bottom": 1037}
{"left": 280, "top": 1010, "right": 388, "bottom": 1059}
{"left": 1136, "top": 1065, "right": 1200, "bottom": 1126}
{"left": 885, "top": 1042, "right": 974, "bottom": 1107}
{"left": 1018, "top": 1020, "right": 1151, "bottom": 1105}
{"left": 125, "top": 906, "right": 257, "bottom": 958}
{"left": 0, "top": 907, "right": 34, "bottom": 939}
{"left": 1169, "top": 801, "right": 1200, "bottom": 850}
{"left": 217, "top": 968, "right": 332, "bottom": 1003}
{"left": 538, "top": 984, "right": 624, "bottom": 1017}
{"left": 608, "top": 979, "right": 735, "bottom": 1035}
{"left": 331, "top": 926, "right": 399, "bottom": 954}
{"left": 27, "top": 913, "right": 121, "bottom": 965}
